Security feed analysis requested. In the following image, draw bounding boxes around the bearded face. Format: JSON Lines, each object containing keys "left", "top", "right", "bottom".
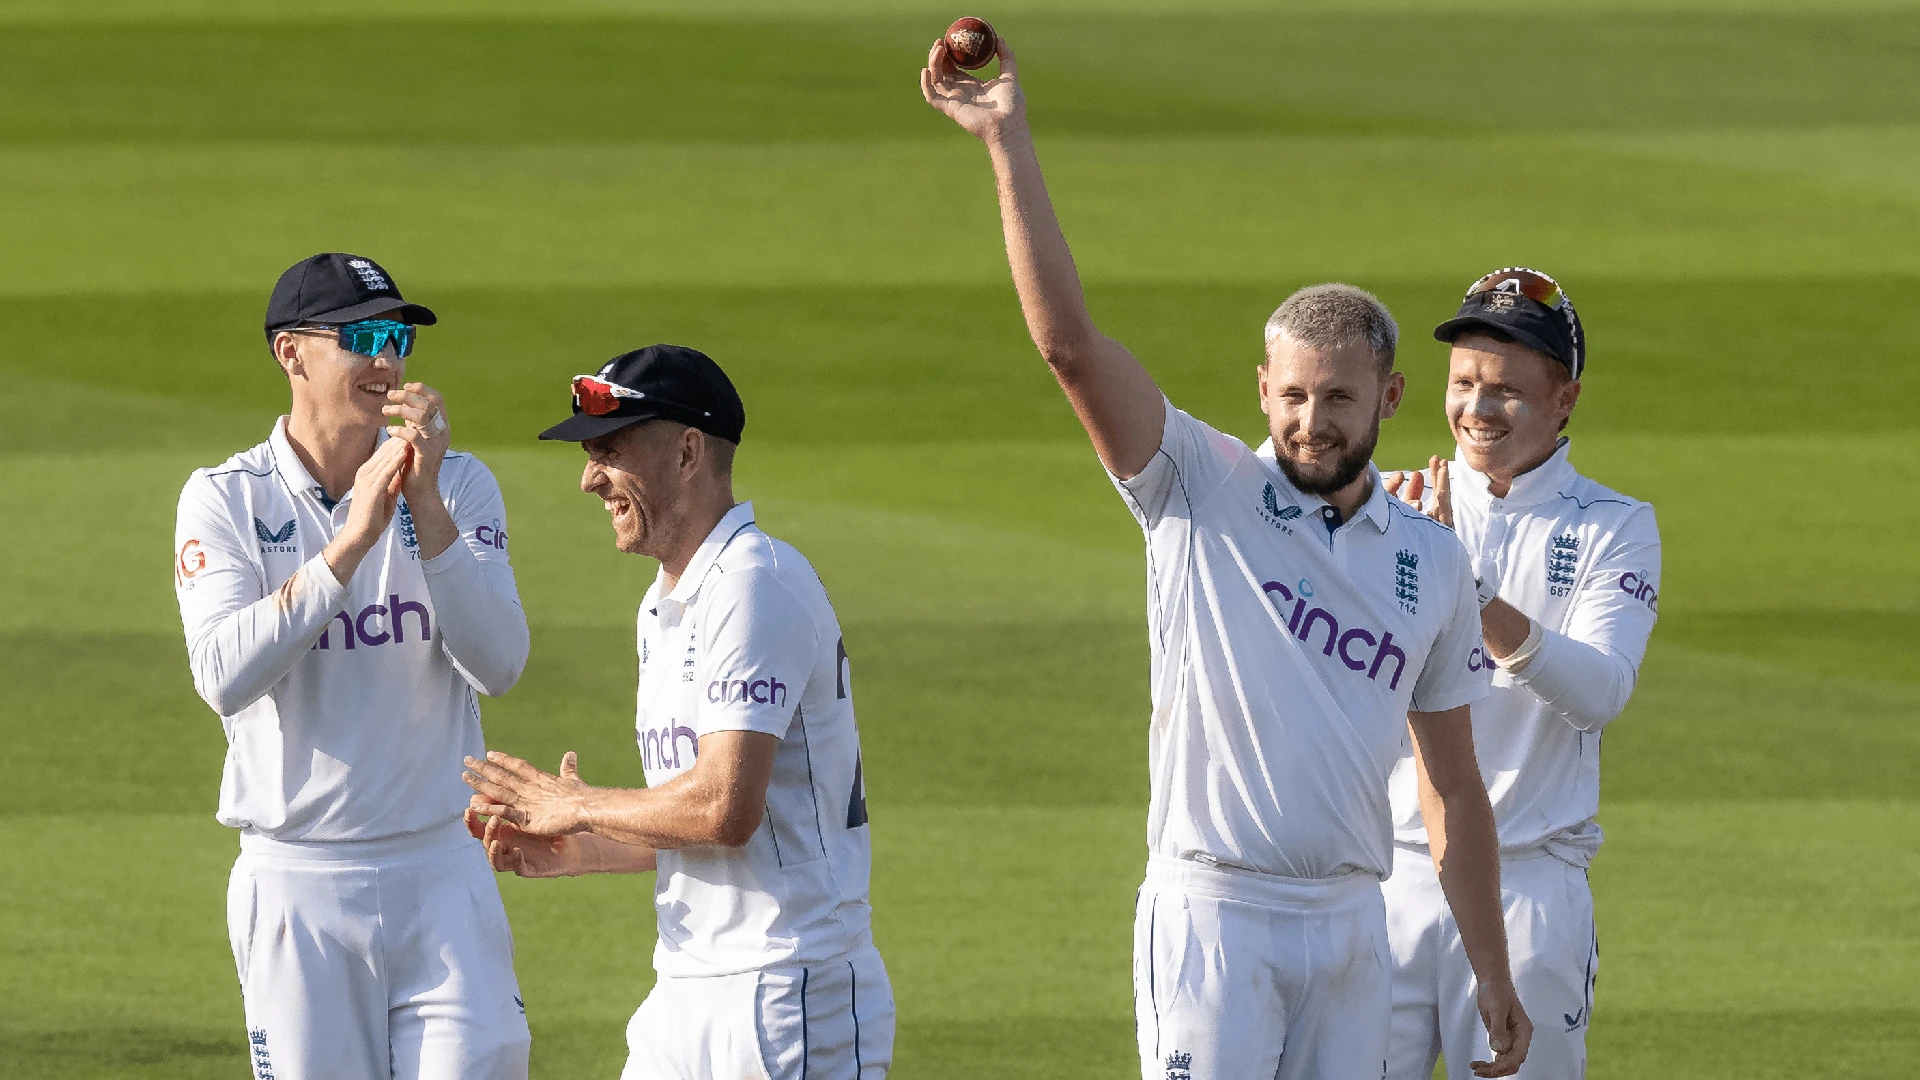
{"left": 1259, "top": 335, "right": 1402, "bottom": 499}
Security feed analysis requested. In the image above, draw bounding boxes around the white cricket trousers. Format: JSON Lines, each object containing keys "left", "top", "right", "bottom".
{"left": 1133, "top": 856, "right": 1391, "bottom": 1080}
{"left": 620, "top": 946, "right": 894, "bottom": 1080}
{"left": 1384, "top": 845, "right": 1598, "bottom": 1080}
{"left": 226, "top": 819, "right": 531, "bottom": 1080}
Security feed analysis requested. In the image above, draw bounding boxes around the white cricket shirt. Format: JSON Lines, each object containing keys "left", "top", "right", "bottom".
{"left": 1388, "top": 439, "right": 1661, "bottom": 866}
{"left": 634, "top": 502, "right": 875, "bottom": 979}
{"left": 174, "top": 417, "right": 529, "bottom": 843}
{"left": 1112, "top": 400, "right": 1490, "bottom": 883}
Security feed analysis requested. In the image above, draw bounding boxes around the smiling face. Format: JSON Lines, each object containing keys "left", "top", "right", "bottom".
{"left": 275, "top": 308, "right": 407, "bottom": 431}
{"left": 1445, "top": 332, "right": 1582, "bottom": 487}
{"left": 1260, "top": 333, "right": 1403, "bottom": 497}
{"left": 581, "top": 422, "right": 677, "bottom": 556}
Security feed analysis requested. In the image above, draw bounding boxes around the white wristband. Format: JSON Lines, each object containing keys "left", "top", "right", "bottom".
{"left": 1494, "top": 618, "right": 1545, "bottom": 673}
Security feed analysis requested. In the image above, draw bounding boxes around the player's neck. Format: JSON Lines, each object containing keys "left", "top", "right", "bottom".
{"left": 285, "top": 410, "right": 382, "bottom": 502}
{"left": 1322, "top": 471, "right": 1373, "bottom": 522}
{"left": 653, "top": 487, "right": 739, "bottom": 592}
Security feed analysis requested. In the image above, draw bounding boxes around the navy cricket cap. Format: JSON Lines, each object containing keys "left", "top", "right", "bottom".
{"left": 264, "top": 253, "right": 437, "bottom": 340}
{"left": 538, "top": 344, "right": 747, "bottom": 445}
{"left": 1433, "top": 267, "right": 1586, "bottom": 379}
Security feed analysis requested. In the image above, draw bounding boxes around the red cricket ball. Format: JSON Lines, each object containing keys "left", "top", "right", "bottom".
{"left": 944, "top": 17, "right": 998, "bottom": 70}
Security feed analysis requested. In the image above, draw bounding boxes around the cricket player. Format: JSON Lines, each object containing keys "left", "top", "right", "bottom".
{"left": 922, "top": 38, "right": 1530, "bottom": 1079}
{"left": 173, "top": 252, "right": 532, "bottom": 1080}
{"left": 460, "top": 344, "right": 892, "bottom": 1080}
{"left": 1381, "top": 268, "right": 1662, "bottom": 1079}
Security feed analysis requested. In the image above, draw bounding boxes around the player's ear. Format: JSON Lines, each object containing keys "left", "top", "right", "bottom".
{"left": 1557, "top": 377, "right": 1582, "bottom": 427}
{"left": 273, "top": 331, "right": 303, "bottom": 380}
{"left": 681, "top": 425, "right": 704, "bottom": 477}
{"left": 1379, "top": 369, "right": 1405, "bottom": 419}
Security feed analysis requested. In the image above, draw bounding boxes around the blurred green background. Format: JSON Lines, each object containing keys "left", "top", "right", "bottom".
{"left": 3, "top": 0, "right": 1917, "bottom": 1076}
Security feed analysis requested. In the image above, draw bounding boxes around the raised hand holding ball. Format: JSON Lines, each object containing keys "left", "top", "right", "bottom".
{"left": 944, "top": 17, "right": 998, "bottom": 70}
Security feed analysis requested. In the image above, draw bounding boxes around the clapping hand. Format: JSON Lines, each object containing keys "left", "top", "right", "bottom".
{"left": 382, "top": 381, "right": 449, "bottom": 502}
{"left": 1384, "top": 455, "right": 1453, "bottom": 528}
{"left": 463, "top": 750, "right": 592, "bottom": 838}
{"left": 464, "top": 807, "right": 580, "bottom": 879}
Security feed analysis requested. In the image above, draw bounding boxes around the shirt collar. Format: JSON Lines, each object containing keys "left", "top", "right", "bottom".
{"left": 1452, "top": 437, "right": 1574, "bottom": 506}
{"left": 661, "top": 501, "right": 757, "bottom": 608}
{"left": 268, "top": 416, "right": 394, "bottom": 509}
{"left": 1254, "top": 437, "right": 1393, "bottom": 534}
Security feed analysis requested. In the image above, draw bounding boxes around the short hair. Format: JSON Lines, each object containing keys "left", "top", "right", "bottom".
{"left": 1262, "top": 283, "right": 1399, "bottom": 373}
{"left": 704, "top": 433, "right": 737, "bottom": 477}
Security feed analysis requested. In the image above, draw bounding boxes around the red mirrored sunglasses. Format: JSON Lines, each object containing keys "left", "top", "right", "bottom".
{"left": 570, "top": 374, "right": 646, "bottom": 416}
{"left": 570, "top": 374, "right": 715, "bottom": 421}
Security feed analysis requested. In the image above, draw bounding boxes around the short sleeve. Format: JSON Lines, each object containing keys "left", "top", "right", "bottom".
{"left": 1109, "top": 398, "right": 1250, "bottom": 529}
{"left": 693, "top": 571, "right": 819, "bottom": 740}
{"left": 1410, "top": 545, "right": 1493, "bottom": 714}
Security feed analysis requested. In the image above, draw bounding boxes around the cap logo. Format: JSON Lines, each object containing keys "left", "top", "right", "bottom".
{"left": 345, "top": 258, "right": 390, "bottom": 291}
{"left": 1486, "top": 291, "right": 1516, "bottom": 310}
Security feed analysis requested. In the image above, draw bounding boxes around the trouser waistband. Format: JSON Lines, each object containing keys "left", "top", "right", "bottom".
{"left": 239, "top": 817, "right": 472, "bottom": 863}
{"left": 1394, "top": 841, "right": 1568, "bottom": 866}
{"left": 1145, "top": 854, "right": 1380, "bottom": 911}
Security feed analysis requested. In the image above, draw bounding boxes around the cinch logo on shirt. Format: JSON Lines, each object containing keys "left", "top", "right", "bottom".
{"left": 1261, "top": 580, "right": 1408, "bottom": 690}
{"left": 639, "top": 721, "right": 698, "bottom": 771}
{"left": 474, "top": 522, "right": 508, "bottom": 550}
{"left": 706, "top": 675, "right": 788, "bottom": 707}
{"left": 1618, "top": 571, "right": 1658, "bottom": 612}
{"left": 312, "top": 593, "right": 431, "bottom": 650}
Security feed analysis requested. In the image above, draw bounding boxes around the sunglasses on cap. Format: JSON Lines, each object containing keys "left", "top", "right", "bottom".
{"left": 1464, "top": 267, "right": 1583, "bottom": 377}
{"left": 1465, "top": 267, "right": 1567, "bottom": 311}
{"left": 288, "top": 318, "right": 417, "bottom": 360}
{"left": 570, "top": 374, "right": 712, "bottom": 420}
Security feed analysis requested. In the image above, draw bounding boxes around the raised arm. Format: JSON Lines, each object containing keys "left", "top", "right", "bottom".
{"left": 922, "top": 36, "right": 1164, "bottom": 479}
{"left": 1408, "top": 708, "right": 1532, "bottom": 1078}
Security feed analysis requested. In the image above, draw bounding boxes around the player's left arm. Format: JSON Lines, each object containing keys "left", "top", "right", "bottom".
{"left": 391, "top": 392, "right": 531, "bottom": 697}
{"left": 1409, "top": 707, "right": 1531, "bottom": 1078}
{"left": 1499, "top": 505, "right": 1662, "bottom": 733}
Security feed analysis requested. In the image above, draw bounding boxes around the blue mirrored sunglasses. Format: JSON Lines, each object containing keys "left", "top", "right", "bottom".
{"left": 295, "top": 318, "right": 416, "bottom": 359}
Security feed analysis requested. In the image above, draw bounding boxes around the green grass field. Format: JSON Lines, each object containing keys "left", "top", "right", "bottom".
{"left": 4, "top": 0, "right": 1918, "bottom": 1075}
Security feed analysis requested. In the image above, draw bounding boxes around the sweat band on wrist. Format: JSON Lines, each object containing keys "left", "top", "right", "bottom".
{"left": 1495, "top": 618, "right": 1545, "bottom": 673}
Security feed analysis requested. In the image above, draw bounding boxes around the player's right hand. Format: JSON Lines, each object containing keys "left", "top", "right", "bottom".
{"left": 921, "top": 35, "right": 1023, "bottom": 142}
{"left": 322, "top": 435, "right": 412, "bottom": 583}
{"left": 1384, "top": 456, "right": 1454, "bottom": 527}
{"left": 465, "top": 807, "right": 579, "bottom": 878}
{"left": 342, "top": 435, "right": 410, "bottom": 546}
{"left": 1471, "top": 978, "right": 1532, "bottom": 1077}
